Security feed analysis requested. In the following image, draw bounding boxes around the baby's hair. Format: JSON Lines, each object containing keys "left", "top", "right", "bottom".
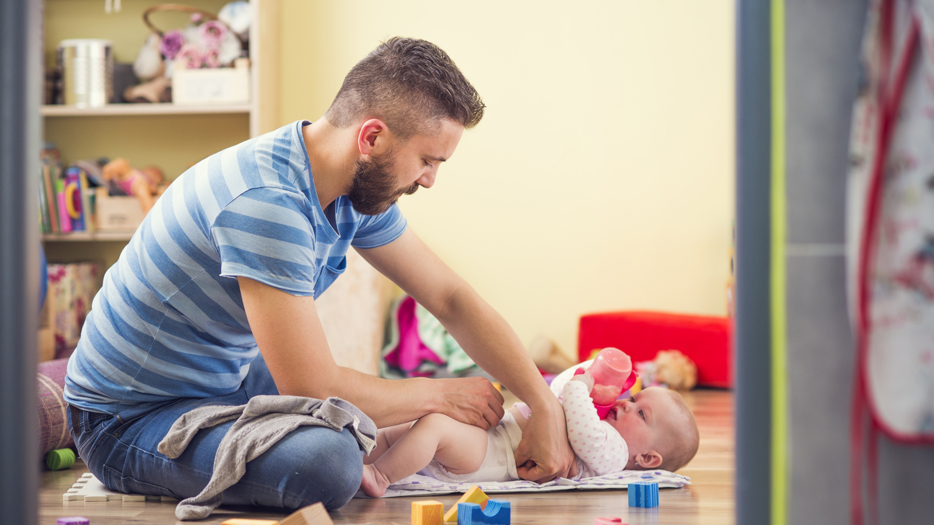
{"left": 657, "top": 390, "right": 699, "bottom": 472}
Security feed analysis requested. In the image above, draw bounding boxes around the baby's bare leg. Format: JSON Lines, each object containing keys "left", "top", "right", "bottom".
{"left": 364, "top": 422, "right": 414, "bottom": 465}
{"left": 360, "top": 413, "right": 488, "bottom": 497}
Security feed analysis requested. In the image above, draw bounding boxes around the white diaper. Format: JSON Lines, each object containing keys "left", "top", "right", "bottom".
{"left": 419, "top": 411, "right": 523, "bottom": 483}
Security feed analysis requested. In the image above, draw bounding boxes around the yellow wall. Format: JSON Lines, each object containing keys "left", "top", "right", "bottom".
{"left": 281, "top": 0, "right": 736, "bottom": 359}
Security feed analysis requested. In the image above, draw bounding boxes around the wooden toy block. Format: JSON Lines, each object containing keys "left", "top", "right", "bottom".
{"left": 594, "top": 518, "right": 625, "bottom": 525}
{"left": 412, "top": 500, "right": 444, "bottom": 525}
{"left": 457, "top": 499, "right": 510, "bottom": 525}
{"left": 221, "top": 520, "right": 279, "bottom": 525}
{"left": 628, "top": 481, "right": 659, "bottom": 508}
{"left": 444, "top": 485, "right": 489, "bottom": 522}
{"left": 279, "top": 502, "right": 334, "bottom": 525}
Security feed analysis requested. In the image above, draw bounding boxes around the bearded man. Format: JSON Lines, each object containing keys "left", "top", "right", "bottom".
{"left": 64, "top": 37, "right": 576, "bottom": 511}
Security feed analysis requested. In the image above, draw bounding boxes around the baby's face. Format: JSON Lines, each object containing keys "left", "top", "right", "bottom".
{"left": 605, "top": 387, "right": 679, "bottom": 464}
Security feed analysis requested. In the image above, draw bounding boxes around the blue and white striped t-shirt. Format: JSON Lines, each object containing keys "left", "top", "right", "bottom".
{"left": 64, "top": 120, "right": 407, "bottom": 413}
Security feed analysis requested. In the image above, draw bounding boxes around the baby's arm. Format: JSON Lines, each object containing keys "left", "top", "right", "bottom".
{"left": 562, "top": 375, "right": 629, "bottom": 476}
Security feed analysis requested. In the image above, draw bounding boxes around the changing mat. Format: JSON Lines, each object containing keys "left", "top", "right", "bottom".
{"left": 354, "top": 470, "right": 690, "bottom": 498}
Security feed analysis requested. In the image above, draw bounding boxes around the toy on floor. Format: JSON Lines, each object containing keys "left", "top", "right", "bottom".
{"left": 628, "top": 482, "right": 659, "bottom": 508}
{"left": 63, "top": 472, "right": 175, "bottom": 502}
{"left": 46, "top": 448, "right": 75, "bottom": 471}
{"left": 219, "top": 503, "right": 334, "bottom": 525}
{"left": 527, "top": 334, "right": 575, "bottom": 374}
{"left": 444, "top": 485, "right": 489, "bottom": 522}
{"left": 594, "top": 518, "right": 625, "bottom": 525}
{"left": 458, "top": 499, "right": 510, "bottom": 525}
{"left": 635, "top": 350, "right": 697, "bottom": 391}
{"left": 412, "top": 500, "right": 445, "bottom": 525}
{"left": 101, "top": 157, "right": 166, "bottom": 213}
{"left": 57, "top": 518, "right": 89, "bottom": 525}
{"left": 279, "top": 503, "right": 334, "bottom": 525}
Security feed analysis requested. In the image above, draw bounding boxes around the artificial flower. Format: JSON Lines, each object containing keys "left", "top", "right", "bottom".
{"left": 201, "top": 48, "right": 221, "bottom": 69}
{"left": 218, "top": 30, "right": 243, "bottom": 66}
{"left": 174, "top": 44, "right": 203, "bottom": 70}
{"left": 160, "top": 30, "right": 185, "bottom": 60}
{"left": 199, "top": 20, "right": 227, "bottom": 50}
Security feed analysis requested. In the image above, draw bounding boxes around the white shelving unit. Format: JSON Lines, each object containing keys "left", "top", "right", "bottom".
{"left": 41, "top": 231, "right": 135, "bottom": 242}
{"left": 41, "top": 103, "right": 251, "bottom": 117}
{"left": 41, "top": 0, "right": 278, "bottom": 250}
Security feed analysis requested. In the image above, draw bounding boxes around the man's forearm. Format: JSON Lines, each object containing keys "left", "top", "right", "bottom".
{"left": 321, "top": 368, "right": 440, "bottom": 428}
{"left": 437, "top": 284, "right": 561, "bottom": 414}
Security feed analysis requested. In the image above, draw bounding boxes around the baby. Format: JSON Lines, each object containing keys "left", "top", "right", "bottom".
{"left": 360, "top": 369, "right": 699, "bottom": 497}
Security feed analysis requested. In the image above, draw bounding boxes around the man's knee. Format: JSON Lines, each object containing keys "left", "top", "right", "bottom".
{"left": 280, "top": 427, "right": 364, "bottom": 510}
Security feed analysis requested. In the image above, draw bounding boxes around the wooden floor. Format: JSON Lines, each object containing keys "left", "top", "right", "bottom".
{"left": 39, "top": 390, "right": 734, "bottom": 524}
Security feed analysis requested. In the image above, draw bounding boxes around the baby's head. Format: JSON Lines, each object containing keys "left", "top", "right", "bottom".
{"left": 605, "top": 386, "right": 699, "bottom": 471}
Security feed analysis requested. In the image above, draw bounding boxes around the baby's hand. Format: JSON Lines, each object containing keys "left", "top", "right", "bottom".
{"left": 570, "top": 368, "right": 595, "bottom": 392}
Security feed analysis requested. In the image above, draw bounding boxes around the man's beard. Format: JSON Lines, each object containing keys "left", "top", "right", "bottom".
{"left": 347, "top": 150, "right": 419, "bottom": 215}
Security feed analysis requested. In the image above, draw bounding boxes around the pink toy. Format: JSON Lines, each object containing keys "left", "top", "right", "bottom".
{"left": 581, "top": 347, "right": 636, "bottom": 419}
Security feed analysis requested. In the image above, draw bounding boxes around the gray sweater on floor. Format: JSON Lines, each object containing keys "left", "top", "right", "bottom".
{"left": 157, "top": 395, "right": 377, "bottom": 520}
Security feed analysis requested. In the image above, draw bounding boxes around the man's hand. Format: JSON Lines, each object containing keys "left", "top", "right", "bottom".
{"left": 515, "top": 403, "right": 578, "bottom": 483}
{"left": 434, "top": 377, "right": 505, "bottom": 430}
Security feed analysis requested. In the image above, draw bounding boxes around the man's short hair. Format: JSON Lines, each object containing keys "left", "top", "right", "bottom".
{"left": 325, "top": 37, "right": 485, "bottom": 140}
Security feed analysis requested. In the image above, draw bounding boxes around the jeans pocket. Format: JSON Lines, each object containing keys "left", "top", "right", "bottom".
{"left": 84, "top": 411, "right": 112, "bottom": 433}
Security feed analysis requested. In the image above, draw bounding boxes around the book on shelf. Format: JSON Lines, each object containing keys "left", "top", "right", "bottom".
{"left": 38, "top": 151, "right": 99, "bottom": 235}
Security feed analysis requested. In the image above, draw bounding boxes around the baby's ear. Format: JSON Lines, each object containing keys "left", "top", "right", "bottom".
{"left": 636, "top": 451, "right": 663, "bottom": 469}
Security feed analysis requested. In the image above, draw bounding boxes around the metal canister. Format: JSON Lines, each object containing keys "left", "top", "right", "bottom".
{"left": 57, "top": 39, "right": 113, "bottom": 108}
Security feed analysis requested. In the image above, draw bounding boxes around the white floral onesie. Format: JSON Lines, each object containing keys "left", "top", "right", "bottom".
{"left": 561, "top": 381, "right": 629, "bottom": 477}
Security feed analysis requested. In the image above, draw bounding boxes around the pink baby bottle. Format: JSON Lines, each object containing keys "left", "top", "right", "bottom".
{"left": 587, "top": 347, "right": 634, "bottom": 419}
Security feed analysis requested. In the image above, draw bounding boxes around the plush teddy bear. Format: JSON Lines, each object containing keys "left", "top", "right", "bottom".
{"left": 636, "top": 350, "right": 697, "bottom": 391}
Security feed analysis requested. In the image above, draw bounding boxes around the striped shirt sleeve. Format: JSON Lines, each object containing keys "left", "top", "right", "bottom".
{"left": 349, "top": 203, "right": 408, "bottom": 249}
{"left": 211, "top": 187, "right": 318, "bottom": 296}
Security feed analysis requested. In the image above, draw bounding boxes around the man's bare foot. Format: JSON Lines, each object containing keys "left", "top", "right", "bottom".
{"left": 360, "top": 464, "right": 391, "bottom": 497}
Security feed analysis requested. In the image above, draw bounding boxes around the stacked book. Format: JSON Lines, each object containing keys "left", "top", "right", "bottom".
{"left": 38, "top": 144, "right": 97, "bottom": 234}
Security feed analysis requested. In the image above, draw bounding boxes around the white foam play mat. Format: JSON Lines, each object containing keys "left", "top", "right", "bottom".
{"left": 355, "top": 470, "right": 690, "bottom": 498}
{"left": 63, "top": 472, "right": 178, "bottom": 503}
{"left": 65, "top": 469, "right": 689, "bottom": 502}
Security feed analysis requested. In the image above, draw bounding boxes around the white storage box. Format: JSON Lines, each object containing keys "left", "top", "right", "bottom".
{"left": 95, "top": 188, "right": 145, "bottom": 231}
{"left": 172, "top": 60, "right": 250, "bottom": 105}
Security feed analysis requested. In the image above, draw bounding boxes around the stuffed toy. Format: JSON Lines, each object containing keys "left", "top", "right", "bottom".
{"left": 102, "top": 158, "right": 166, "bottom": 213}
{"left": 635, "top": 350, "right": 697, "bottom": 391}
{"left": 527, "top": 334, "right": 576, "bottom": 375}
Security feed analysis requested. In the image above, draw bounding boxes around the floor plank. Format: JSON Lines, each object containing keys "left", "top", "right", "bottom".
{"left": 40, "top": 390, "right": 734, "bottom": 524}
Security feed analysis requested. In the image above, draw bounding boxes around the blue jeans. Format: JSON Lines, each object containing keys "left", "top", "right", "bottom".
{"left": 66, "top": 356, "right": 364, "bottom": 511}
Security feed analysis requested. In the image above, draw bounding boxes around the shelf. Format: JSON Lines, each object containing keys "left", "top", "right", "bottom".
{"left": 42, "top": 231, "right": 135, "bottom": 242}
{"left": 41, "top": 104, "right": 252, "bottom": 117}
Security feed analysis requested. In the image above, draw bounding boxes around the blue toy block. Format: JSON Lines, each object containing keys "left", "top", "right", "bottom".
{"left": 458, "top": 499, "right": 511, "bottom": 524}
{"left": 628, "top": 482, "right": 659, "bottom": 508}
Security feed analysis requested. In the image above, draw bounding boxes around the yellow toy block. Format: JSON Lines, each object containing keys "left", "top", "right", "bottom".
{"left": 412, "top": 500, "right": 445, "bottom": 525}
{"left": 629, "top": 375, "right": 643, "bottom": 395}
{"left": 443, "top": 485, "right": 489, "bottom": 523}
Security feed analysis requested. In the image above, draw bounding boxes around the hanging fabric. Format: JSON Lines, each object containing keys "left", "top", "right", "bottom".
{"left": 847, "top": 0, "right": 934, "bottom": 523}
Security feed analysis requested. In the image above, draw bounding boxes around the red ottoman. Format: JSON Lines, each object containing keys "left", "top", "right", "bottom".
{"left": 578, "top": 311, "right": 732, "bottom": 388}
